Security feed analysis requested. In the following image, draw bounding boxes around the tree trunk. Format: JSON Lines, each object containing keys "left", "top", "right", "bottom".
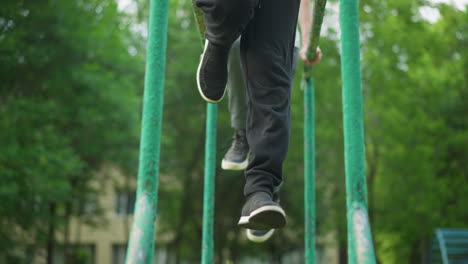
{"left": 169, "top": 131, "right": 205, "bottom": 261}
{"left": 124, "top": 172, "right": 131, "bottom": 242}
{"left": 63, "top": 202, "right": 72, "bottom": 261}
{"left": 337, "top": 222, "right": 347, "bottom": 264}
{"left": 366, "top": 136, "right": 379, "bottom": 222}
{"left": 420, "top": 238, "right": 429, "bottom": 264}
{"left": 409, "top": 241, "right": 420, "bottom": 263}
{"left": 338, "top": 240, "right": 347, "bottom": 264}
{"left": 229, "top": 229, "right": 241, "bottom": 263}
{"left": 47, "top": 203, "right": 57, "bottom": 264}
{"left": 366, "top": 136, "right": 381, "bottom": 263}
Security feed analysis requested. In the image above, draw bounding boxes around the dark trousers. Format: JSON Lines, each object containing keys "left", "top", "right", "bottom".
{"left": 196, "top": 0, "right": 300, "bottom": 197}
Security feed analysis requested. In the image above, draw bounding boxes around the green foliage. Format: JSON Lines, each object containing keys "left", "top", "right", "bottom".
{"left": 154, "top": 0, "right": 468, "bottom": 262}
{"left": 0, "top": 0, "right": 143, "bottom": 261}
{"left": 1, "top": 0, "right": 466, "bottom": 262}
{"left": 360, "top": 1, "right": 468, "bottom": 262}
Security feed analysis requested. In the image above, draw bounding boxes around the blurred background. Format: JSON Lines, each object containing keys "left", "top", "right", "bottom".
{"left": 0, "top": 0, "right": 467, "bottom": 263}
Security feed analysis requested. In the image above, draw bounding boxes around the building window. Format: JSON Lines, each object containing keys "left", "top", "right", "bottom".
{"left": 112, "top": 244, "right": 127, "bottom": 264}
{"left": 71, "top": 193, "right": 99, "bottom": 216}
{"left": 115, "top": 191, "right": 136, "bottom": 216}
{"left": 112, "top": 244, "right": 166, "bottom": 264}
{"left": 83, "top": 194, "right": 99, "bottom": 215}
{"left": 53, "top": 244, "right": 95, "bottom": 264}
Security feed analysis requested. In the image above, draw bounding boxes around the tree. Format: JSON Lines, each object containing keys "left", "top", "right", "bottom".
{"left": 360, "top": 1, "right": 468, "bottom": 262}
{"left": 0, "top": 0, "right": 143, "bottom": 262}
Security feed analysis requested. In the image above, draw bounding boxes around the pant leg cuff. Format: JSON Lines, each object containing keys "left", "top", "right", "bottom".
{"left": 244, "top": 186, "right": 273, "bottom": 198}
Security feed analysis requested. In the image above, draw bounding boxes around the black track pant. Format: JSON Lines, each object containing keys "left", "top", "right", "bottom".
{"left": 196, "top": 0, "right": 300, "bottom": 197}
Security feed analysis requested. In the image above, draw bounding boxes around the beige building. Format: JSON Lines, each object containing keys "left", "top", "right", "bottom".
{"left": 54, "top": 167, "right": 139, "bottom": 264}
{"left": 45, "top": 166, "right": 338, "bottom": 264}
{"left": 50, "top": 167, "right": 171, "bottom": 264}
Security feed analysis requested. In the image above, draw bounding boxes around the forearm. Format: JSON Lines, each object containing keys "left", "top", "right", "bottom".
{"left": 298, "top": 0, "right": 312, "bottom": 49}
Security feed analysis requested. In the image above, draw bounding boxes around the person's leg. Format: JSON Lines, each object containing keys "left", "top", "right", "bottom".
{"left": 241, "top": 0, "right": 300, "bottom": 198}
{"left": 223, "top": 44, "right": 296, "bottom": 167}
{"left": 244, "top": 48, "right": 299, "bottom": 241}
{"left": 195, "top": 0, "right": 259, "bottom": 103}
{"left": 195, "top": 0, "right": 258, "bottom": 47}
{"left": 222, "top": 38, "right": 250, "bottom": 171}
{"left": 237, "top": 0, "right": 300, "bottom": 230}
{"left": 227, "top": 38, "right": 247, "bottom": 131}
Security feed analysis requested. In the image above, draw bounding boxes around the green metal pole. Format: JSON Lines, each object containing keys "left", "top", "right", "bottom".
{"left": 304, "top": 0, "right": 328, "bottom": 78}
{"left": 125, "top": 0, "right": 168, "bottom": 262}
{"left": 201, "top": 103, "right": 217, "bottom": 264}
{"left": 339, "top": 0, "right": 377, "bottom": 263}
{"left": 190, "top": 3, "right": 218, "bottom": 263}
{"left": 303, "top": 1, "right": 327, "bottom": 263}
{"left": 303, "top": 77, "right": 316, "bottom": 264}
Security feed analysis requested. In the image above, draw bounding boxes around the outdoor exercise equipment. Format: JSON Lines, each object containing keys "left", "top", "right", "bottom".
{"left": 124, "top": 0, "right": 167, "bottom": 262}
{"left": 190, "top": 4, "right": 217, "bottom": 263}
{"left": 125, "top": 0, "right": 377, "bottom": 263}
{"left": 429, "top": 228, "right": 468, "bottom": 264}
{"left": 302, "top": 0, "right": 326, "bottom": 262}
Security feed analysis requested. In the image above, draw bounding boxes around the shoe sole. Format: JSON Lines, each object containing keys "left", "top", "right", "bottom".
{"left": 246, "top": 229, "right": 275, "bottom": 243}
{"left": 238, "top": 205, "right": 286, "bottom": 230}
{"left": 221, "top": 158, "right": 248, "bottom": 171}
{"left": 196, "top": 40, "right": 227, "bottom": 104}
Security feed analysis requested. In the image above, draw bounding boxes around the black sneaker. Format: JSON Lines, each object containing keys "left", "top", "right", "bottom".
{"left": 246, "top": 229, "right": 275, "bottom": 243}
{"left": 245, "top": 192, "right": 280, "bottom": 242}
{"left": 196, "top": 40, "right": 230, "bottom": 103}
{"left": 221, "top": 130, "right": 249, "bottom": 170}
{"left": 238, "top": 192, "right": 286, "bottom": 230}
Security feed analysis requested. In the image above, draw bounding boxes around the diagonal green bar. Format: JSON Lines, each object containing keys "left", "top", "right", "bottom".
{"left": 436, "top": 229, "right": 450, "bottom": 264}
{"left": 304, "top": 0, "right": 327, "bottom": 78}
{"left": 190, "top": 2, "right": 219, "bottom": 263}
{"left": 303, "top": 0, "right": 327, "bottom": 263}
{"left": 339, "top": 0, "right": 377, "bottom": 263}
{"left": 201, "top": 103, "right": 217, "bottom": 264}
{"left": 303, "top": 77, "right": 316, "bottom": 264}
{"left": 125, "top": 0, "right": 169, "bottom": 262}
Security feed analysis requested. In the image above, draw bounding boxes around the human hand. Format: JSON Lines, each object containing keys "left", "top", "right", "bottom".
{"left": 300, "top": 46, "right": 322, "bottom": 66}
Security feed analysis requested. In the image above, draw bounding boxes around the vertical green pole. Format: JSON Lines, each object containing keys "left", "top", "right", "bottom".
{"left": 202, "top": 103, "right": 217, "bottom": 264}
{"left": 339, "top": 0, "right": 377, "bottom": 263}
{"left": 125, "top": 0, "right": 168, "bottom": 262}
{"left": 303, "top": 0, "right": 327, "bottom": 263}
{"left": 303, "top": 0, "right": 327, "bottom": 79}
{"left": 190, "top": 3, "right": 218, "bottom": 263}
{"left": 303, "top": 77, "right": 316, "bottom": 264}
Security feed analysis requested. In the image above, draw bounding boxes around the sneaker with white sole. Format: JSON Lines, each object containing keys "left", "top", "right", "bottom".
{"left": 221, "top": 130, "right": 249, "bottom": 171}
{"left": 196, "top": 40, "right": 230, "bottom": 103}
{"left": 246, "top": 229, "right": 275, "bottom": 243}
{"left": 245, "top": 192, "right": 280, "bottom": 242}
{"left": 238, "top": 192, "right": 286, "bottom": 230}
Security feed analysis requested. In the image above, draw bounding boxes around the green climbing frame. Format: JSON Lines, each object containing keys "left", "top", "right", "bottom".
{"left": 125, "top": 0, "right": 168, "bottom": 262}
{"left": 125, "top": 0, "right": 378, "bottom": 263}
{"left": 303, "top": 0, "right": 327, "bottom": 262}
{"left": 339, "top": 0, "right": 377, "bottom": 262}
